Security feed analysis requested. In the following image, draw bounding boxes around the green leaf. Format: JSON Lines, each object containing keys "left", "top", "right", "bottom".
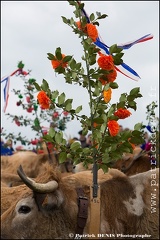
{"left": 119, "top": 93, "right": 127, "bottom": 102}
{"left": 48, "top": 128, "right": 55, "bottom": 138}
{"left": 117, "top": 101, "right": 125, "bottom": 109}
{"left": 129, "top": 136, "right": 144, "bottom": 145}
{"left": 51, "top": 90, "right": 59, "bottom": 99}
{"left": 93, "top": 117, "right": 104, "bottom": 124}
{"left": 130, "top": 87, "right": 140, "bottom": 95}
{"left": 109, "top": 44, "right": 123, "bottom": 54}
{"left": 113, "top": 55, "right": 123, "bottom": 65}
{"left": 64, "top": 99, "right": 73, "bottom": 111}
{"left": 55, "top": 47, "right": 62, "bottom": 60}
{"left": 75, "top": 105, "right": 82, "bottom": 113}
{"left": 63, "top": 55, "right": 72, "bottom": 63}
{"left": 41, "top": 79, "right": 49, "bottom": 91}
{"left": 59, "top": 152, "right": 67, "bottom": 163}
{"left": 65, "top": 102, "right": 72, "bottom": 111}
{"left": 93, "top": 85, "right": 101, "bottom": 96}
{"left": 58, "top": 93, "right": 65, "bottom": 105}
{"left": 134, "top": 122, "right": 143, "bottom": 131}
{"left": 47, "top": 53, "right": 56, "bottom": 60}
{"left": 61, "top": 16, "right": 69, "bottom": 24}
{"left": 75, "top": 63, "right": 81, "bottom": 70}
{"left": 132, "top": 130, "right": 142, "bottom": 137}
{"left": 128, "top": 101, "right": 137, "bottom": 110}
{"left": 97, "top": 14, "right": 108, "bottom": 19}
{"left": 99, "top": 164, "right": 108, "bottom": 173}
{"left": 55, "top": 132, "right": 63, "bottom": 144}
{"left": 127, "top": 95, "right": 135, "bottom": 101}
{"left": 70, "top": 141, "right": 81, "bottom": 151}
{"left": 55, "top": 66, "right": 65, "bottom": 74}
{"left": 109, "top": 82, "right": 118, "bottom": 89}
{"left": 17, "top": 61, "right": 24, "bottom": 69}
{"left": 69, "top": 59, "right": 76, "bottom": 69}
{"left": 43, "top": 134, "right": 54, "bottom": 142}
{"left": 72, "top": 72, "right": 77, "bottom": 79}
{"left": 90, "top": 13, "right": 95, "bottom": 21}
{"left": 33, "top": 82, "right": 41, "bottom": 91}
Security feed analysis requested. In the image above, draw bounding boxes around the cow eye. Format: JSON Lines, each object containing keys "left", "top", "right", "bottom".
{"left": 18, "top": 205, "right": 31, "bottom": 214}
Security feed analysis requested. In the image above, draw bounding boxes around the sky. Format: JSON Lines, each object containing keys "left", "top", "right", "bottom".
{"left": 1, "top": 1, "right": 159, "bottom": 149}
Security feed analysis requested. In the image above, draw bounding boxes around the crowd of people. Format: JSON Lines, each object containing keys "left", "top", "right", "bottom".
{"left": 1, "top": 126, "right": 152, "bottom": 156}
{"left": 1, "top": 138, "right": 14, "bottom": 155}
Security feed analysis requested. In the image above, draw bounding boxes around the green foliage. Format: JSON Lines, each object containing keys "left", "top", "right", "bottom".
{"left": 42, "top": 0, "right": 147, "bottom": 169}
{"left": 2, "top": 70, "right": 71, "bottom": 150}
{"left": 2, "top": 1, "right": 153, "bottom": 173}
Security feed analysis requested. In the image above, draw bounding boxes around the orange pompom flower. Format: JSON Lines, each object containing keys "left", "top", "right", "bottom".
{"left": 103, "top": 88, "right": 112, "bottom": 103}
{"left": 76, "top": 22, "right": 98, "bottom": 42}
{"left": 106, "top": 68, "right": 117, "bottom": 82}
{"left": 99, "top": 68, "right": 117, "bottom": 85}
{"left": 76, "top": 21, "right": 87, "bottom": 32}
{"left": 51, "top": 54, "right": 68, "bottom": 69}
{"left": 107, "top": 120, "right": 120, "bottom": 137}
{"left": 86, "top": 23, "right": 98, "bottom": 42}
{"left": 37, "top": 91, "right": 51, "bottom": 109}
{"left": 97, "top": 53, "right": 114, "bottom": 70}
{"left": 99, "top": 77, "right": 107, "bottom": 85}
{"left": 114, "top": 108, "right": 132, "bottom": 119}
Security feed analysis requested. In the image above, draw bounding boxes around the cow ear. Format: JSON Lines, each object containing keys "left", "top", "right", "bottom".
{"left": 34, "top": 191, "right": 64, "bottom": 211}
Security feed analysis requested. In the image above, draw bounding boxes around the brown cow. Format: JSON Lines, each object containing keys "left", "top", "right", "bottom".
{"left": 0, "top": 167, "right": 110, "bottom": 215}
{"left": 1, "top": 164, "right": 159, "bottom": 239}
{"left": 1, "top": 151, "right": 57, "bottom": 177}
{"left": 73, "top": 147, "right": 154, "bottom": 176}
{"left": 1, "top": 151, "right": 73, "bottom": 186}
{"left": 1, "top": 171, "right": 24, "bottom": 187}
{"left": 1, "top": 184, "right": 28, "bottom": 214}
{"left": 112, "top": 153, "right": 153, "bottom": 176}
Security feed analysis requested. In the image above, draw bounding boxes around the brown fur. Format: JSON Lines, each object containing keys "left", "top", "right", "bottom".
{"left": 73, "top": 147, "right": 153, "bottom": 176}
{"left": 112, "top": 154, "right": 152, "bottom": 176}
{"left": 1, "top": 164, "right": 159, "bottom": 239}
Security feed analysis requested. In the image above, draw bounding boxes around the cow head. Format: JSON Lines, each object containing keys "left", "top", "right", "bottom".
{"left": 1, "top": 165, "right": 159, "bottom": 239}
{"left": 1, "top": 164, "right": 79, "bottom": 239}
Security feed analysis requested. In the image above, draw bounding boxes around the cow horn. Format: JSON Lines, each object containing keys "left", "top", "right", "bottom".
{"left": 17, "top": 165, "right": 58, "bottom": 193}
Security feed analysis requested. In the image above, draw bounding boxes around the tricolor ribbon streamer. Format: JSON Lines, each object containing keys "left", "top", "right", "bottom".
{"left": 1, "top": 69, "right": 28, "bottom": 113}
{"left": 1, "top": 76, "right": 10, "bottom": 113}
{"left": 76, "top": 0, "right": 153, "bottom": 81}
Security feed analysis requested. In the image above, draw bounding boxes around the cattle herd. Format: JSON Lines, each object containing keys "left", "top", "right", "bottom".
{"left": 1, "top": 147, "right": 159, "bottom": 239}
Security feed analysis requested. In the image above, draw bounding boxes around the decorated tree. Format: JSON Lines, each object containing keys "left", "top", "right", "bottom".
{"left": 141, "top": 101, "right": 159, "bottom": 164}
{"left": 1, "top": 61, "right": 71, "bottom": 154}
{"left": 31, "top": 0, "right": 155, "bottom": 186}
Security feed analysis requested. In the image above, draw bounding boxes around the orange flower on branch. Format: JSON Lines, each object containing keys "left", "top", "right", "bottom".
{"left": 86, "top": 23, "right": 98, "bottom": 42}
{"left": 51, "top": 54, "right": 68, "bottom": 69}
{"left": 99, "top": 68, "right": 117, "bottom": 85}
{"left": 37, "top": 91, "right": 51, "bottom": 109}
{"left": 107, "top": 120, "right": 120, "bottom": 136}
{"left": 103, "top": 88, "right": 112, "bottom": 103}
{"left": 114, "top": 108, "right": 131, "bottom": 119}
{"left": 76, "top": 21, "right": 87, "bottom": 33}
{"left": 76, "top": 22, "right": 98, "bottom": 42}
{"left": 97, "top": 53, "right": 114, "bottom": 70}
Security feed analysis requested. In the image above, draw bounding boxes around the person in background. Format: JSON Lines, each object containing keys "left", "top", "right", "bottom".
{"left": 66, "top": 137, "right": 81, "bottom": 148}
{"left": 5, "top": 139, "right": 14, "bottom": 152}
{"left": 78, "top": 130, "right": 88, "bottom": 148}
{"left": 1, "top": 138, "right": 14, "bottom": 156}
{"left": 118, "top": 125, "right": 124, "bottom": 133}
{"left": 85, "top": 133, "right": 92, "bottom": 147}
